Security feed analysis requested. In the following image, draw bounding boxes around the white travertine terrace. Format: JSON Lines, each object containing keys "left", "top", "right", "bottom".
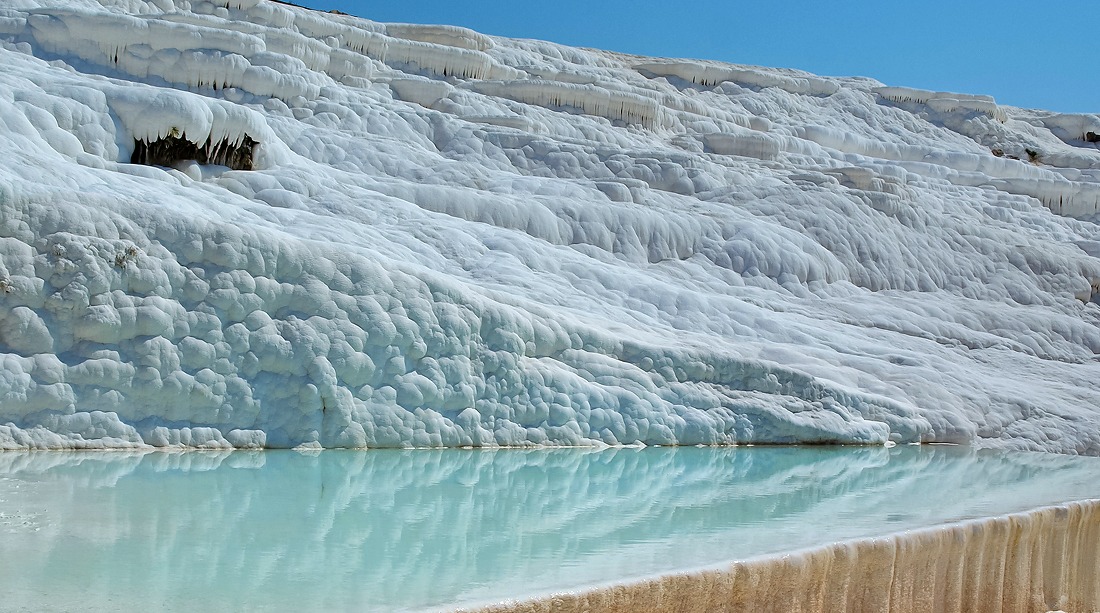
{"left": 634, "top": 60, "right": 841, "bottom": 96}
{"left": 873, "top": 86, "right": 1008, "bottom": 122}
{"left": 0, "top": 0, "right": 1099, "bottom": 452}
{"left": 470, "top": 80, "right": 665, "bottom": 129}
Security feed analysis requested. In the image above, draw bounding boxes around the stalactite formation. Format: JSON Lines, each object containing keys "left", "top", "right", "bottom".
{"left": 131, "top": 134, "right": 257, "bottom": 170}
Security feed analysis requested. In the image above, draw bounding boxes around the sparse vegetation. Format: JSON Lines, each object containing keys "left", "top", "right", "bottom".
{"left": 113, "top": 245, "right": 140, "bottom": 268}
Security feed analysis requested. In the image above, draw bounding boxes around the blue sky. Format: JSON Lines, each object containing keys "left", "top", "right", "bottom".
{"left": 307, "top": 0, "right": 1096, "bottom": 114}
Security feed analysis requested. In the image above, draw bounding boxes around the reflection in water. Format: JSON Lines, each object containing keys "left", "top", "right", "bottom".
{"left": 1, "top": 446, "right": 1098, "bottom": 611}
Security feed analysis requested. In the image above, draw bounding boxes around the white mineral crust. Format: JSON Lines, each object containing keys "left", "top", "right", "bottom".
{"left": 1, "top": 0, "right": 1099, "bottom": 451}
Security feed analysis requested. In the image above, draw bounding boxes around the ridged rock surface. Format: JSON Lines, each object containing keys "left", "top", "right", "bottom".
{"left": 472, "top": 501, "right": 1100, "bottom": 613}
{"left": 1, "top": 0, "right": 1099, "bottom": 451}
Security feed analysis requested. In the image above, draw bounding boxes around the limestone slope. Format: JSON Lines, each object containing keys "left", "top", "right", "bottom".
{"left": 1, "top": 0, "right": 1099, "bottom": 451}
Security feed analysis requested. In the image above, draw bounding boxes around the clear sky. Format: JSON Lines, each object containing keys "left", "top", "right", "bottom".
{"left": 304, "top": 0, "right": 1096, "bottom": 114}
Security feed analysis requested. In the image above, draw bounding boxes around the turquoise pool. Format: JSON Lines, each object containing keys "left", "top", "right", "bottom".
{"left": 1, "top": 445, "right": 1098, "bottom": 611}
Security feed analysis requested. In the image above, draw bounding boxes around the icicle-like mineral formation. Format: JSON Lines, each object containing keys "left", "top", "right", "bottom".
{"left": 131, "top": 133, "right": 257, "bottom": 170}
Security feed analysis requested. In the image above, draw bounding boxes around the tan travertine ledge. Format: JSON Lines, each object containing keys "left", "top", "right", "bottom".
{"left": 464, "top": 499, "right": 1100, "bottom": 613}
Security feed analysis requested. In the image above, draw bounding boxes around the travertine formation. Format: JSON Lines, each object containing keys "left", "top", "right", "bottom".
{"left": 472, "top": 500, "right": 1100, "bottom": 613}
{"left": 1, "top": 0, "right": 1099, "bottom": 451}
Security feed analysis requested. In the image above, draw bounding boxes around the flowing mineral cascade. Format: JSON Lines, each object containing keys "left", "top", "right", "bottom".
{"left": 1, "top": 0, "right": 1100, "bottom": 451}
{"left": 471, "top": 501, "right": 1100, "bottom": 613}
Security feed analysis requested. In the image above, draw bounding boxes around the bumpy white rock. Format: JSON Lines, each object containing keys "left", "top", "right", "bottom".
{"left": 1, "top": 0, "right": 1099, "bottom": 451}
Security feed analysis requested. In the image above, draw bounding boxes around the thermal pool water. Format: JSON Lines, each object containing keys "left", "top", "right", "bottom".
{"left": 1, "top": 445, "right": 1098, "bottom": 611}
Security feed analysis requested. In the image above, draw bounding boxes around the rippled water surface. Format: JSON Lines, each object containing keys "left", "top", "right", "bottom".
{"left": 1, "top": 445, "right": 1098, "bottom": 611}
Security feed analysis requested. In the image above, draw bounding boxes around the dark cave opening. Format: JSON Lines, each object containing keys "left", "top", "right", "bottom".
{"left": 131, "top": 134, "right": 257, "bottom": 170}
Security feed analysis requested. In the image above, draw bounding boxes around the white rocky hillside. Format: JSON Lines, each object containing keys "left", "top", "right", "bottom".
{"left": 1, "top": 0, "right": 1099, "bottom": 452}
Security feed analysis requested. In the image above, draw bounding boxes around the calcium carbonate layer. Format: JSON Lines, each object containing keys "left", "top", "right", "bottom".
{"left": 1, "top": 0, "right": 1099, "bottom": 451}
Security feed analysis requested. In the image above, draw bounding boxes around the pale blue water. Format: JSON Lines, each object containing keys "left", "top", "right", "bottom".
{"left": 1, "top": 445, "right": 1098, "bottom": 611}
